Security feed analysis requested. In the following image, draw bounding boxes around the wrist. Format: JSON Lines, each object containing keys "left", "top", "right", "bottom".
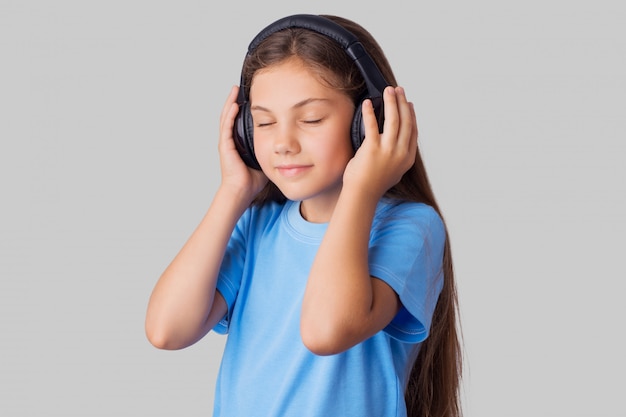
{"left": 214, "top": 185, "right": 255, "bottom": 216}
{"left": 337, "top": 183, "right": 380, "bottom": 216}
{"left": 342, "top": 166, "right": 389, "bottom": 206}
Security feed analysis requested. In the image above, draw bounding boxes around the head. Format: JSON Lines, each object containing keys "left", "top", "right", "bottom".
{"left": 234, "top": 14, "right": 395, "bottom": 204}
{"left": 235, "top": 14, "right": 463, "bottom": 416}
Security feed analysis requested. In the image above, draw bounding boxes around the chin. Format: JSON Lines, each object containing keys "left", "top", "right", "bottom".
{"left": 277, "top": 190, "right": 309, "bottom": 202}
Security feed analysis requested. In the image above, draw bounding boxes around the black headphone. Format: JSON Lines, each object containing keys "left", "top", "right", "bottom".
{"left": 233, "top": 14, "right": 389, "bottom": 170}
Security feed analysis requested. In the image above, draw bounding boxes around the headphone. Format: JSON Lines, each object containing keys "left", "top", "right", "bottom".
{"left": 233, "top": 14, "right": 389, "bottom": 170}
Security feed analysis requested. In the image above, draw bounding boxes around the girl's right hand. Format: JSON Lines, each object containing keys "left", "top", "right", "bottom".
{"left": 217, "top": 85, "right": 268, "bottom": 200}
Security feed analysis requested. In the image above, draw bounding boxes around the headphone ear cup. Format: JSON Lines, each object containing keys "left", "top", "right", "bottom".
{"left": 233, "top": 102, "right": 262, "bottom": 170}
{"left": 350, "top": 102, "right": 365, "bottom": 151}
{"left": 350, "top": 97, "right": 385, "bottom": 151}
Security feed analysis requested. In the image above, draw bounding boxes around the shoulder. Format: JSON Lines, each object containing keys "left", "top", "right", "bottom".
{"left": 235, "top": 200, "right": 290, "bottom": 238}
{"left": 370, "top": 199, "right": 446, "bottom": 257}
{"left": 374, "top": 199, "right": 445, "bottom": 235}
{"left": 241, "top": 200, "right": 288, "bottom": 224}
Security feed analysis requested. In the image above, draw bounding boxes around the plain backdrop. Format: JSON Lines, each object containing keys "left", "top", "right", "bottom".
{"left": 1, "top": 1, "right": 624, "bottom": 416}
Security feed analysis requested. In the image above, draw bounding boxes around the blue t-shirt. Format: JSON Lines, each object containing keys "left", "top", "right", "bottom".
{"left": 213, "top": 199, "right": 445, "bottom": 417}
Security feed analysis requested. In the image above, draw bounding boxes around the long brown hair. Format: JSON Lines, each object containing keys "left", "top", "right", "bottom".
{"left": 240, "top": 14, "right": 463, "bottom": 417}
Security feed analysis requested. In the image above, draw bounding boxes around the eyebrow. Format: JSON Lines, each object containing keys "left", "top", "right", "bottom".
{"left": 250, "top": 98, "right": 331, "bottom": 112}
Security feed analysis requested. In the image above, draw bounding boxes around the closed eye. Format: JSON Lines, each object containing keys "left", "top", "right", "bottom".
{"left": 303, "top": 119, "right": 322, "bottom": 125}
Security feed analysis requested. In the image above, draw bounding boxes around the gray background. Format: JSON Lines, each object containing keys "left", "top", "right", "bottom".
{"left": 1, "top": 0, "right": 624, "bottom": 416}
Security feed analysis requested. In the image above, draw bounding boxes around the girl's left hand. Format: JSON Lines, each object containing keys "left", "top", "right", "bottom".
{"left": 342, "top": 86, "right": 418, "bottom": 198}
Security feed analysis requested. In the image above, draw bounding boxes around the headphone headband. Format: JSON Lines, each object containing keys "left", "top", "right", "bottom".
{"left": 249, "top": 14, "right": 359, "bottom": 53}
{"left": 240, "top": 14, "right": 388, "bottom": 101}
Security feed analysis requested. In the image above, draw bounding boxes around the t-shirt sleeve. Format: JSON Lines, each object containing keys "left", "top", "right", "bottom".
{"left": 213, "top": 209, "right": 250, "bottom": 335}
{"left": 368, "top": 203, "right": 446, "bottom": 343}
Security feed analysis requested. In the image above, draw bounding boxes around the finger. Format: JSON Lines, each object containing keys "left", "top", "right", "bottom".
{"left": 361, "top": 98, "right": 380, "bottom": 143}
{"left": 219, "top": 85, "right": 239, "bottom": 127}
{"left": 408, "top": 102, "right": 418, "bottom": 157}
{"left": 394, "top": 87, "right": 414, "bottom": 151}
{"left": 219, "top": 101, "right": 239, "bottom": 146}
{"left": 219, "top": 88, "right": 240, "bottom": 141}
{"left": 380, "top": 86, "right": 400, "bottom": 146}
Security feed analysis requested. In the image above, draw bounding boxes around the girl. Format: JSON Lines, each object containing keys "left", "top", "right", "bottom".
{"left": 146, "top": 14, "right": 462, "bottom": 417}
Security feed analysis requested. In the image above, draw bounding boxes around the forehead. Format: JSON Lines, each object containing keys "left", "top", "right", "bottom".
{"left": 249, "top": 58, "right": 345, "bottom": 105}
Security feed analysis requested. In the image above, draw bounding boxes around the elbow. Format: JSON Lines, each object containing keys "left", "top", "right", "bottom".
{"left": 145, "top": 323, "right": 171, "bottom": 350}
{"left": 300, "top": 317, "right": 355, "bottom": 356}
{"left": 145, "top": 320, "right": 185, "bottom": 351}
{"left": 146, "top": 330, "right": 171, "bottom": 350}
{"left": 301, "top": 330, "right": 345, "bottom": 356}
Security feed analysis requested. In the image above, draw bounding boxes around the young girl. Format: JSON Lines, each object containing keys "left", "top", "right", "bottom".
{"left": 146, "top": 14, "right": 462, "bottom": 417}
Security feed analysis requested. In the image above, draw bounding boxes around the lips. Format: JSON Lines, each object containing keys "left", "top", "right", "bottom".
{"left": 276, "top": 164, "right": 312, "bottom": 178}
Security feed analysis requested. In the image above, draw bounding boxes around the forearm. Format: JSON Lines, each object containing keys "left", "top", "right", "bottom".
{"left": 145, "top": 186, "right": 251, "bottom": 349}
{"left": 301, "top": 187, "right": 398, "bottom": 354}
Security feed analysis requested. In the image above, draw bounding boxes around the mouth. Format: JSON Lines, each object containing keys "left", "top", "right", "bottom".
{"left": 275, "top": 164, "right": 312, "bottom": 178}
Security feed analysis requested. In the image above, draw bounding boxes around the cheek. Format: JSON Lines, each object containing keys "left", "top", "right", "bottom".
{"left": 252, "top": 133, "right": 271, "bottom": 160}
{"left": 314, "top": 137, "right": 353, "bottom": 169}
{"left": 250, "top": 138, "right": 274, "bottom": 177}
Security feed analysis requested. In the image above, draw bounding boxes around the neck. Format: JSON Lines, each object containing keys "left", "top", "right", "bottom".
{"left": 298, "top": 194, "right": 340, "bottom": 223}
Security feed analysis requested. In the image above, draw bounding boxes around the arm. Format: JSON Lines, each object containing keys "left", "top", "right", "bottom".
{"left": 300, "top": 87, "right": 418, "bottom": 355}
{"left": 145, "top": 86, "right": 267, "bottom": 350}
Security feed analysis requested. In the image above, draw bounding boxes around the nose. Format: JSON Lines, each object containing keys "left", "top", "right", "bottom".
{"left": 273, "top": 124, "right": 300, "bottom": 155}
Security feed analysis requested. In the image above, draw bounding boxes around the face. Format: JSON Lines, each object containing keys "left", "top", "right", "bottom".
{"left": 250, "top": 57, "right": 355, "bottom": 222}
